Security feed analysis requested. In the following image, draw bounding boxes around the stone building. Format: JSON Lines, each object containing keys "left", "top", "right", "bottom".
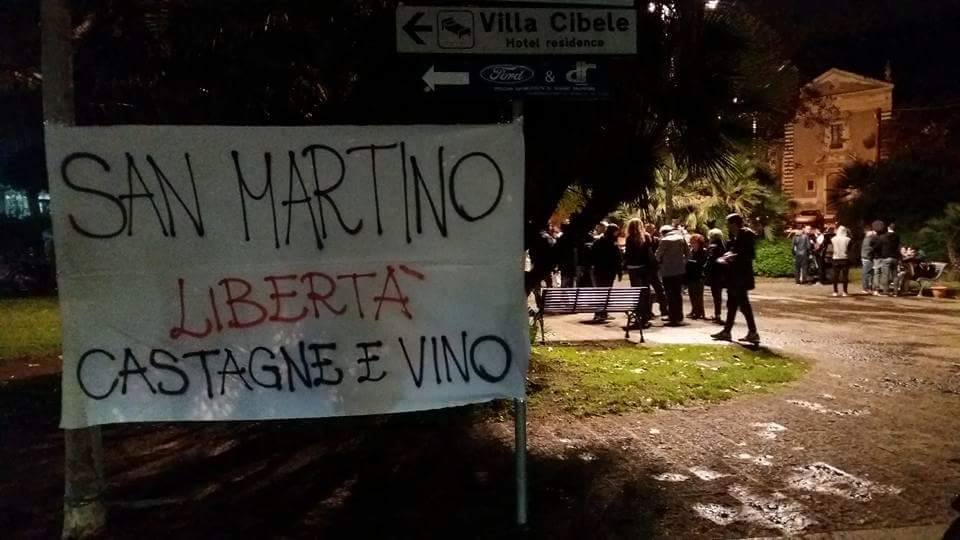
{"left": 781, "top": 69, "right": 894, "bottom": 225}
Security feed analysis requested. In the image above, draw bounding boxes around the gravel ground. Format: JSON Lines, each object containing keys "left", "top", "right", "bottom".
{"left": 536, "top": 279, "right": 960, "bottom": 538}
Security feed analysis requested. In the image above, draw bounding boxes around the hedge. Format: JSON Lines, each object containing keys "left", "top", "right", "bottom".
{"left": 753, "top": 238, "right": 794, "bottom": 277}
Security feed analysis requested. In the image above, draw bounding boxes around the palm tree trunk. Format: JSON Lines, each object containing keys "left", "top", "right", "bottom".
{"left": 664, "top": 176, "right": 674, "bottom": 223}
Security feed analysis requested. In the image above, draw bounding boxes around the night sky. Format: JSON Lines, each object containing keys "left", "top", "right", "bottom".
{"left": 744, "top": 0, "right": 960, "bottom": 105}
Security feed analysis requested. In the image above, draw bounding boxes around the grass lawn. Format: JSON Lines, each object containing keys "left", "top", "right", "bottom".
{"left": 0, "top": 296, "right": 61, "bottom": 360}
{"left": 529, "top": 343, "right": 807, "bottom": 416}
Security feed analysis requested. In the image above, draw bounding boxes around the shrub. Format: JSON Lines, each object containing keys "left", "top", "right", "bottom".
{"left": 903, "top": 229, "right": 947, "bottom": 263}
{"left": 754, "top": 238, "right": 794, "bottom": 277}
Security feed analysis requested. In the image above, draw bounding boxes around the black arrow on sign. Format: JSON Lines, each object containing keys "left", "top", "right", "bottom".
{"left": 403, "top": 12, "right": 432, "bottom": 45}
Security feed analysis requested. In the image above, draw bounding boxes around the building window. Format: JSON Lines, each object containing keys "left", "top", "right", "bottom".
{"left": 3, "top": 190, "right": 31, "bottom": 219}
{"left": 805, "top": 178, "right": 816, "bottom": 195}
{"left": 829, "top": 123, "right": 844, "bottom": 149}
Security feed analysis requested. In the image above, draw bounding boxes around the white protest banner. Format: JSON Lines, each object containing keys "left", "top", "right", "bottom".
{"left": 46, "top": 124, "right": 527, "bottom": 428}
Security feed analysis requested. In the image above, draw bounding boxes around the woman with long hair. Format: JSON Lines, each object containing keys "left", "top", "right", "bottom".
{"left": 624, "top": 218, "right": 654, "bottom": 326}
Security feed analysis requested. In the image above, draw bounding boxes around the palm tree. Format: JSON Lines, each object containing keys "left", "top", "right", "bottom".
{"left": 644, "top": 152, "right": 788, "bottom": 235}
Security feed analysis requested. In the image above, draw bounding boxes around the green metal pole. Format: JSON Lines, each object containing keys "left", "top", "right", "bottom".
{"left": 514, "top": 398, "right": 528, "bottom": 526}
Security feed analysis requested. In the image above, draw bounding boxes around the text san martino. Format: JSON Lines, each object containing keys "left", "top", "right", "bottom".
{"left": 57, "top": 142, "right": 515, "bottom": 401}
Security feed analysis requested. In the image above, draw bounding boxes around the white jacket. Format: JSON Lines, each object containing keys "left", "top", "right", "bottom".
{"left": 831, "top": 234, "right": 851, "bottom": 261}
{"left": 656, "top": 231, "right": 689, "bottom": 277}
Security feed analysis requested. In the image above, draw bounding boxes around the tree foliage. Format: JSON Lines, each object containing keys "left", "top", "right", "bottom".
{"left": 837, "top": 152, "right": 960, "bottom": 232}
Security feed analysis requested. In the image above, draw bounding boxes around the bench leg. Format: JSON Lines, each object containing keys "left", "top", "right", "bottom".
{"left": 624, "top": 315, "right": 631, "bottom": 340}
{"left": 539, "top": 315, "right": 546, "bottom": 345}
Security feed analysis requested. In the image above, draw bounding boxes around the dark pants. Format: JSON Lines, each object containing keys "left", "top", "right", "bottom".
{"left": 594, "top": 275, "right": 614, "bottom": 318}
{"left": 832, "top": 259, "right": 849, "bottom": 293}
{"left": 815, "top": 253, "right": 827, "bottom": 283}
{"left": 709, "top": 281, "right": 723, "bottom": 320}
{"left": 662, "top": 274, "right": 685, "bottom": 324}
{"left": 724, "top": 287, "right": 757, "bottom": 334}
{"left": 688, "top": 278, "right": 705, "bottom": 318}
{"left": 794, "top": 255, "right": 807, "bottom": 283}
{"left": 647, "top": 268, "right": 667, "bottom": 316}
{"left": 627, "top": 268, "right": 652, "bottom": 326}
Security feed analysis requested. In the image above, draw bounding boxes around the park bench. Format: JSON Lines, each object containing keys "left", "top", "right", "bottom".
{"left": 535, "top": 286, "right": 649, "bottom": 345}
{"left": 916, "top": 262, "right": 949, "bottom": 296}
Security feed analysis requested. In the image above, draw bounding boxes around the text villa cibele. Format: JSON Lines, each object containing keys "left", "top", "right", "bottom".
{"left": 483, "top": 10, "right": 632, "bottom": 49}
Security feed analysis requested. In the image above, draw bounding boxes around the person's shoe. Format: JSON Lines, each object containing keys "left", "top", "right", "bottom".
{"left": 841, "top": 292, "right": 849, "bottom": 297}
{"left": 872, "top": 291, "right": 881, "bottom": 296}
{"left": 831, "top": 292, "right": 839, "bottom": 297}
{"left": 664, "top": 321, "right": 685, "bottom": 327}
{"left": 741, "top": 332, "right": 761, "bottom": 344}
{"left": 711, "top": 330, "right": 732, "bottom": 341}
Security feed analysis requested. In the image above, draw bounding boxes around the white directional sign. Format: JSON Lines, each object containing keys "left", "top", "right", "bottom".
{"left": 422, "top": 65, "right": 470, "bottom": 91}
{"left": 397, "top": 5, "right": 638, "bottom": 55}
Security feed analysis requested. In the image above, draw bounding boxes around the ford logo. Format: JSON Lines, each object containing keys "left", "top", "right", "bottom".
{"left": 480, "top": 64, "right": 535, "bottom": 85}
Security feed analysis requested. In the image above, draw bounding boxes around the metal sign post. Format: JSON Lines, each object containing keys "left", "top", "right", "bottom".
{"left": 512, "top": 98, "right": 528, "bottom": 528}
{"left": 515, "top": 397, "right": 528, "bottom": 526}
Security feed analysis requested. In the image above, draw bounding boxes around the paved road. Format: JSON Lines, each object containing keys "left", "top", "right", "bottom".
{"left": 533, "top": 279, "right": 960, "bottom": 538}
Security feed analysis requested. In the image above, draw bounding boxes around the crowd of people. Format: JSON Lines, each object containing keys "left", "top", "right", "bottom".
{"left": 791, "top": 220, "right": 937, "bottom": 297}
{"left": 529, "top": 213, "right": 761, "bottom": 344}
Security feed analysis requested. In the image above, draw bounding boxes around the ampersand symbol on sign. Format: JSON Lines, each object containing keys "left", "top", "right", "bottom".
{"left": 544, "top": 71, "right": 555, "bottom": 83}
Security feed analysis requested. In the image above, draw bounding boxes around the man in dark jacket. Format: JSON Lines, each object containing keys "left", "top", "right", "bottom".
{"left": 792, "top": 227, "right": 811, "bottom": 284}
{"left": 590, "top": 224, "right": 622, "bottom": 320}
{"left": 871, "top": 220, "right": 901, "bottom": 295}
{"left": 644, "top": 223, "right": 668, "bottom": 317}
{"left": 711, "top": 214, "right": 759, "bottom": 344}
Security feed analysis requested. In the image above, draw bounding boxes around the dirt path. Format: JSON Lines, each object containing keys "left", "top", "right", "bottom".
{"left": 537, "top": 280, "right": 960, "bottom": 538}
{"left": 1, "top": 282, "right": 958, "bottom": 538}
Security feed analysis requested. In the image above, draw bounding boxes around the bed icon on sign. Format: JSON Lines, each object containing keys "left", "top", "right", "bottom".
{"left": 437, "top": 11, "right": 475, "bottom": 49}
